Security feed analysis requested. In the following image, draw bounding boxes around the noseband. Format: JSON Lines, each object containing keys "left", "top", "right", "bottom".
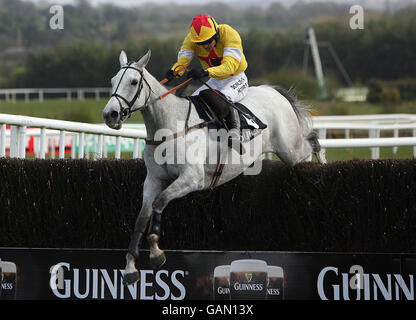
{"left": 111, "top": 62, "right": 152, "bottom": 120}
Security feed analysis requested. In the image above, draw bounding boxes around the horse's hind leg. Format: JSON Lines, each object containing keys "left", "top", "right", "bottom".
{"left": 306, "top": 132, "right": 327, "bottom": 164}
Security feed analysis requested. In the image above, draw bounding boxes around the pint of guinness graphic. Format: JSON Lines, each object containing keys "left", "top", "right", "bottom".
{"left": 213, "top": 265, "right": 230, "bottom": 300}
{"left": 229, "top": 259, "right": 268, "bottom": 300}
{"left": 0, "top": 261, "right": 17, "bottom": 300}
{"left": 267, "top": 266, "right": 285, "bottom": 300}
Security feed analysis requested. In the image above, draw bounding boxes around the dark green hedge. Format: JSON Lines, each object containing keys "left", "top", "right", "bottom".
{"left": 1, "top": 158, "right": 415, "bottom": 253}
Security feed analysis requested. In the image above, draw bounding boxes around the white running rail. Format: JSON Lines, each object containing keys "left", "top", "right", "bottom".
{"left": 313, "top": 113, "right": 416, "bottom": 159}
{"left": 0, "top": 113, "right": 146, "bottom": 159}
{"left": 1, "top": 113, "right": 416, "bottom": 160}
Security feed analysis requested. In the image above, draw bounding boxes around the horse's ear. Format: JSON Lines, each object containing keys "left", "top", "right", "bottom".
{"left": 119, "top": 50, "right": 128, "bottom": 67}
{"left": 135, "top": 49, "right": 151, "bottom": 70}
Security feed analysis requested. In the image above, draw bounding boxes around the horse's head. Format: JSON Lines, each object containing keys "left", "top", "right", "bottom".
{"left": 103, "top": 50, "right": 151, "bottom": 130}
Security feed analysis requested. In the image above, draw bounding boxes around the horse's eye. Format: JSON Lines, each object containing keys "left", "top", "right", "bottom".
{"left": 131, "top": 79, "right": 138, "bottom": 85}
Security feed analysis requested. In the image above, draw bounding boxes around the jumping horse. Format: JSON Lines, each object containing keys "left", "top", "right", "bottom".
{"left": 103, "top": 50, "right": 327, "bottom": 285}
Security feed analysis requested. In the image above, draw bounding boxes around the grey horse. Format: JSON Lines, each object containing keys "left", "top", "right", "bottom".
{"left": 103, "top": 50, "right": 327, "bottom": 285}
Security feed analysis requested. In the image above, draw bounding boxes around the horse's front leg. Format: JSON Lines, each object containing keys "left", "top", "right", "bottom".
{"left": 147, "top": 167, "right": 204, "bottom": 269}
{"left": 123, "top": 175, "right": 164, "bottom": 285}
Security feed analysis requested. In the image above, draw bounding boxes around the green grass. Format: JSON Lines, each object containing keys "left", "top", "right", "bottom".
{"left": 324, "top": 146, "right": 414, "bottom": 161}
{"left": 306, "top": 99, "right": 416, "bottom": 116}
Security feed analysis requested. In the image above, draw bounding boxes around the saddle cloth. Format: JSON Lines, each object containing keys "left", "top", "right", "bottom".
{"left": 186, "top": 95, "right": 267, "bottom": 142}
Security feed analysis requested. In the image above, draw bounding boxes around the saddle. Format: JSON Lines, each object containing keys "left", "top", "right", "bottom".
{"left": 186, "top": 95, "right": 267, "bottom": 142}
{"left": 145, "top": 94, "right": 267, "bottom": 190}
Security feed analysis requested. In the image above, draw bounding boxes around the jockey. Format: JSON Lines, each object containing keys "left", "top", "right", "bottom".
{"left": 165, "top": 14, "right": 249, "bottom": 146}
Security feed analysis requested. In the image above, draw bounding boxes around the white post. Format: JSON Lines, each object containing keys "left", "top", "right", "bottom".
{"left": 133, "top": 138, "right": 139, "bottom": 159}
{"left": 59, "top": 130, "right": 66, "bottom": 159}
{"left": 369, "top": 128, "right": 380, "bottom": 159}
{"left": 39, "top": 128, "right": 46, "bottom": 159}
{"left": 39, "top": 90, "right": 44, "bottom": 103}
{"left": 18, "top": 126, "right": 26, "bottom": 159}
{"left": 9, "top": 126, "right": 19, "bottom": 158}
{"left": 85, "top": 134, "right": 90, "bottom": 159}
{"left": 318, "top": 128, "right": 327, "bottom": 139}
{"left": 78, "top": 132, "right": 85, "bottom": 158}
{"left": 71, "top": 133, "right": 76, "bottom": 159}
{"left": 95, "top": 134, "right": 103, "bottom": 160}
{"left": 0, "top": 124, "right": 6, "bottom": 157}
{"left": 393, "top": 125, "right": 399, "bottom": 154}
{"left": 115, "top": 136, "right": 121, "bottom": 159}
{"left": 78, "top": 89, "right": 84, "bottom": 101}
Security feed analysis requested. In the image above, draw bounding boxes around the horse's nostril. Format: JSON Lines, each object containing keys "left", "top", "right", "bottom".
{"left": 110, "top": 111, "right": 119, "bottom": 119}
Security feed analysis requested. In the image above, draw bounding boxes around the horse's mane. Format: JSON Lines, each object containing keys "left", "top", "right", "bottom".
{"left": 271, "top": 85, "right": 313, "bottom": 136}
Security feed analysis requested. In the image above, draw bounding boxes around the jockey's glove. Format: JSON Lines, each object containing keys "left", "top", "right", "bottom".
{"left": 187, "top": 69, "right": 209, "bottom": 80}
{"left": 164, "top": 69, "right": 178, "bottom": 83}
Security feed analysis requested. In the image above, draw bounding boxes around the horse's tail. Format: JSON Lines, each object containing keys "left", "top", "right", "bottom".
{"left": 272, "top": 85, "right": 313, "bottom": 136}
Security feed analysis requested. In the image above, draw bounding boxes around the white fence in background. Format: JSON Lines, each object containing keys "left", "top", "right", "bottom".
{"left": 314, "top": 114, "right": 416, "bottom": 159}
{"left": 0, "top": 88, "right": 112, "bottom": 103}
{"left": 0, "top": 113, "right": 416, "bottom": 160}
{"left": 0, "top": 113, "right": 146, "bottom": 159}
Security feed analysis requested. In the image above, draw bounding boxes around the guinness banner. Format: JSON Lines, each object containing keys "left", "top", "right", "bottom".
{"left": 0, "top": 248, "right": 415, "bottom": 300}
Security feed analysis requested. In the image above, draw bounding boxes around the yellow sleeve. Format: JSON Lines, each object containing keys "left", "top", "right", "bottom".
{"left": 207, "top": 55, "right": 240, "bottom": 79}
{"left": 207, "top": 25, "right": 244, "bottom": 79}
{"left": 171, "top": 33, "right": 195, "bottom": 76}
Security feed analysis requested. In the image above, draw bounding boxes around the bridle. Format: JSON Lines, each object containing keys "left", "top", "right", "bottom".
{"left": 111, "top": 62, "right": 153, "bottom": 121}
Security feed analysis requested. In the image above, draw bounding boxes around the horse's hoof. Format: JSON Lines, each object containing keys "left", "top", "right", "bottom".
{"left": 123, "top": 271, "right": 139, "bottom": 286}
{"left": 150, "top": 252, "right": 166, "bottom": 270}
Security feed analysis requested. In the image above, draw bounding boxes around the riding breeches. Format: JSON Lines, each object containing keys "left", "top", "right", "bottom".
{"left": 192, "top": 72, "right": 249, "bottom": 103}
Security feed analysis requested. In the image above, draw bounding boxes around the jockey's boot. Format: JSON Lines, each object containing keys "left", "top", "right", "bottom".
{"left": 199, "top": 89, "right": 245, "bottom": 155}
{"left": 226, "top": 107, "right": 245, "bottom": 155}
{"left": 199, "top": 89, "right": 229, "bottom": 120}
